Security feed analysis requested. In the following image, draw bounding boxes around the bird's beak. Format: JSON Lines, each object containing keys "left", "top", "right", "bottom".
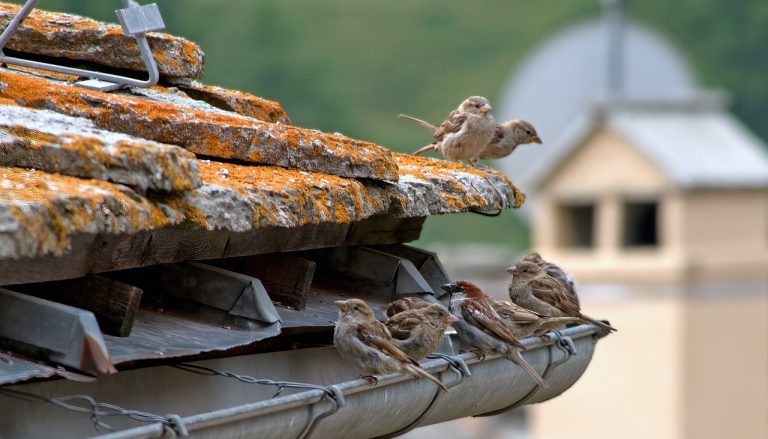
{"left": 446, "top": 314, "right": 460, "bottom": 324}
{"left": 334, "top": 300, "right": 349, "bottom": 313}
{"left": 506, "top": 266, "right": 518, "bottom": 275}
{"left": 441, "top": 283, "right": 459, "bottom": 294}
{"left": 529, "top": 135, "right": 542, "bottom": 144}
{"left": 479, "top": 105, "right": 492, "bottom": 115}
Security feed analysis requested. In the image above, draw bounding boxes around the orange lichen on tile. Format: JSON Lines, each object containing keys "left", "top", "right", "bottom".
{"left": 0, "top": 2, "right": 204, "bottom": 79}
{"left": 195, "top": 160, "right": 389, "bottom": 227}
{"left": 0, "top": 68, "right": 398, "bottom": 181}
{"left": 0, "top": 167, "right": 177, "bottom": 257}
{"left": 394, "top": 152, "right": 525, "bottom": 212}
{"left": 0, "top": 105, "right": 202, "bottom": 192}
{"left": 179, "top": 82, "right": 292, "bottom": 124}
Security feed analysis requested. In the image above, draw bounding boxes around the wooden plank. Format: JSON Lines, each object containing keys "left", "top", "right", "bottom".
{"left": 0, "top": 215, "right": 424, "bottom": 286}
{"left": 12, "top": 275, "right": 143, "bottom": 337}
{"left": 211, "top": 254, "right": 316, "bottom": 311}
{"left": 0, "top": 288, "right": 116, "bottom": 375}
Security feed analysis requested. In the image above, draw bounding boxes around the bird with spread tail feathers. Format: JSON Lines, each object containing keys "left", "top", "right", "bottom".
{"left": 507, "top": 257, "right": 616, "bottom": 333}
{"left": 479, "top": 119, "right": 542, "bottom": 160}
{"left": 333, "top": 298, "right": 447, "bottom": 391}
{"left": 443, "top": 280, "right": 549, "bottom": 388}
{"left": 399, "top": 96, "right": 495, "bottom": 167}
{"left": 385, "top": 301, "right": 458, "bottom": 361}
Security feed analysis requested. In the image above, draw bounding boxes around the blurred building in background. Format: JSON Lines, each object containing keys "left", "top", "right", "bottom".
{"left": 524, "top": 94, "right": 768, "bottom": 439}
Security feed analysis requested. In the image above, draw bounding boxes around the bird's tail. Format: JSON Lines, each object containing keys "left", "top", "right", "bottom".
{"left": 412, "top": 144, "right": 436, "bottom": 156}
{"left": 405, "top": 364, "right": 448, "bottom": 392}
{"left": 536, "top": 316, "right": 583, "bottom": 331}
{"left": 398, "top": 114, "right": 437, "bottom": 131}
{"left": 504, "top": 348, "right": 549, "bottom": 389}
{"left": 580, "top": 314, "right": 617, "bottom": 332}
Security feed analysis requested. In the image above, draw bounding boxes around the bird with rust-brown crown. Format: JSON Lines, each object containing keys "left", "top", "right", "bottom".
{"left": 507, "top": 253, "right": 617, "bottom": 334}
{"left": 443, "top": 280, "right": 549, "bottom": 388}
{"left": 333, "top": 298, "right": 448, "bottom": 391}
{"left": 399, "top": 96, "right": 496, "bottom": 167}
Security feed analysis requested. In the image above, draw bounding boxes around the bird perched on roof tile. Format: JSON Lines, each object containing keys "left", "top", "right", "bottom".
{"left": 507, "top": 259, "right": 616, "bottom": 333}
{"left": 385, "top": 296, "right": 432, "bottom": 318}
{"left": 399, "top": 96, "right": 495, "bottom": 167}
{"left": 334, "top": 298, "right": 447, "bottom": 391}
{"left": 479, "top": 119, "right": 542, "bottom": 160}
{"left": 386, "top": 302, "right": 458, "bottom": 361}
{"left": 443, "top": 280, "right": 549, "bottom": 388}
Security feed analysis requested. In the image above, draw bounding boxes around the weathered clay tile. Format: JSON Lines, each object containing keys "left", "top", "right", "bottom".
{"left": 391, "top": 153, "right": 525, "bottom": 216}
{"left": 0, "top": 167, "right": 176, "bottom": 259}
{"left": 0, "top": 3, "right": 204, "bottom": 79}
{"left": 0, "top": 67, "right": 399, "bottom": 181}
{"left": 177, "top": 82, "right": 292, "bottom": 124}
{"left": 0, "top": 153, "right": 521, "bottom": 259}
{"left": 0, "top": 103, "right": 201, "bottom": 192}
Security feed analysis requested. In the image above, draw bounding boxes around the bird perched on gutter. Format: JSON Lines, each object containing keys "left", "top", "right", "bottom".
{"left": 490, "top": 299, "right": 582, "bottom": 340}
{"left": 399, "top": 96, "right": 495, "bottom": 167}
{"left": 385, "top": 296, "right": 432, "bottom": 318}
{"left": 507, "top": 259, "right": 616, "bottom": 333}
{"left": 479, "top": 119, "right": 542, "bottom": 160}
{"left": 520, "top": 252, "right": 579, "bottom": 306}
{"left": 333, "top": 298, "right": 448, "bottom": 391}
{"left": 385, "top": 302, "right": 458, "bottom": 361}
{"left": 443, "top": 281, "right": 549, "bottom": 388}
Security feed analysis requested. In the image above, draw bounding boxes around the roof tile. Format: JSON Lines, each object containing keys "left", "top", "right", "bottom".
{"left": 0, "top": 3, "right": 204, "bottom": 79}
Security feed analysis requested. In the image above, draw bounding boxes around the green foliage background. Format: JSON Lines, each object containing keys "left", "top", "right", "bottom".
{"left": 19, "top": 0, "right": 768, "bottom": 250}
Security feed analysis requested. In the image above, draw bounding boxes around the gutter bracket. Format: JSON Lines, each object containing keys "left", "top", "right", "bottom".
{"left": 0, "top": 0, "right": 164, "bottom": 91}
{"left": 474, "top": 331, "right": 576, "bottom": 417}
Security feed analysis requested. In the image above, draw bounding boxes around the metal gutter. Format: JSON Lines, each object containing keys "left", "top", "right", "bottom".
{"left": 93, "top": 324, "right": 605, "bottom": 439}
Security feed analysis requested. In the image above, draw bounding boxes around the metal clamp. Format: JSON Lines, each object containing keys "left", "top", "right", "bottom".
{"left": 0, "top": 0, "right": 164, "bottom": 91}
{"left": 297, "top": 385, "right": 345, "bottom": 439}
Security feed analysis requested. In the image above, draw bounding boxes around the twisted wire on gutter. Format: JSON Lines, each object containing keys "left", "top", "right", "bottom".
{"left": 0, "top": 388, "right": 188, "bottom": 437}
{"left": 171, "top": 363, "right": 346, "bottom": 439}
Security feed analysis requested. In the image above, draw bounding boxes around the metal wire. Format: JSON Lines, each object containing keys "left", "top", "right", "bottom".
{"left": 170, "top": 363, "right": 346, "bottom": 439}
{"left": 470, "top": 175, "right": 506, "bottom": 217}
{"left": 0, "top": 388, "right": 188, "bottom": 436}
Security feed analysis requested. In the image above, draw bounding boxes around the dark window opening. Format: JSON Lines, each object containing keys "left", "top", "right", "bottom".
{"left": 622, "top": 201, "right": 658, "bottom": 247}
{"left": 557, "top": 203, "right": 595, "bottom": 248}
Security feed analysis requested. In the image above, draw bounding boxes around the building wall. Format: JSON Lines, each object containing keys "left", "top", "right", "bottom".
{"left": 530, "top": 123, "right": 768, "bottom": 439}
{"left": 682, "top": 288, "right": 768, "bottom": 439}
{"left": 534, "top": 127, "right": 684, "bottom": 283}
{"left": 529, "top": 288, "right": 685, "bottom": 439}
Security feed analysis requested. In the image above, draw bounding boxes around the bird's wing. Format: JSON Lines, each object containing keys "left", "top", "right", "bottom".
{"left": 462, "top": 300, "right": 525, "bottom": 349}
{"left": 494, "top": 301, "right": 542, "bottom": 322}
{"left": 530, "top": 276, "right": 581, "bottom": 316}
{"left": 357, "top": 321, "right": 418, "bottom": 365}
{"left": 385, "top": 314, "right": 422, "bottom": 340}
{"left": 433, "top": 110, "right": 467, "bottom": 142}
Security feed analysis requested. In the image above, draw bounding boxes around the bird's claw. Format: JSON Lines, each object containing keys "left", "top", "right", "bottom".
{"left": 361, "top": 374, "right": 379, "bottom": 386}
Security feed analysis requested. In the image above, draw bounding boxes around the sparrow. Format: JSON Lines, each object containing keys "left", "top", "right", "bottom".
{"left": 479, "top": 119, "right": 542, "bottom": 160}
{"left": 385, "top": 296, "right": 432, "bottom": 318}
{"left": 507, "top": 261, "right": 616, "bottom": 333}
{"left": 385, "top": 303, "right": 458, "bottom": 361}
{"left": 399, "top": 96, "right": 496, "bottom": 167}
{"left": 333, "top": 298, "right": 448, "bottom": 391}
{"left": 443, "top": 281, "right": 549, "bottom": 388}
{"left": 491, "top": 299, "right": 582, "bottom": 339}
{"left": 521, "top": 252, "right": 579, "bottom": 307}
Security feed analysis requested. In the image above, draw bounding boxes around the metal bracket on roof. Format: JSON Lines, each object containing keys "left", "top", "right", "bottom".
{"left": 0, "top": 0, "right": 164, "bottom": 92}
{"left": 0, "top": 287, "right": 116, "bottom": 376}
